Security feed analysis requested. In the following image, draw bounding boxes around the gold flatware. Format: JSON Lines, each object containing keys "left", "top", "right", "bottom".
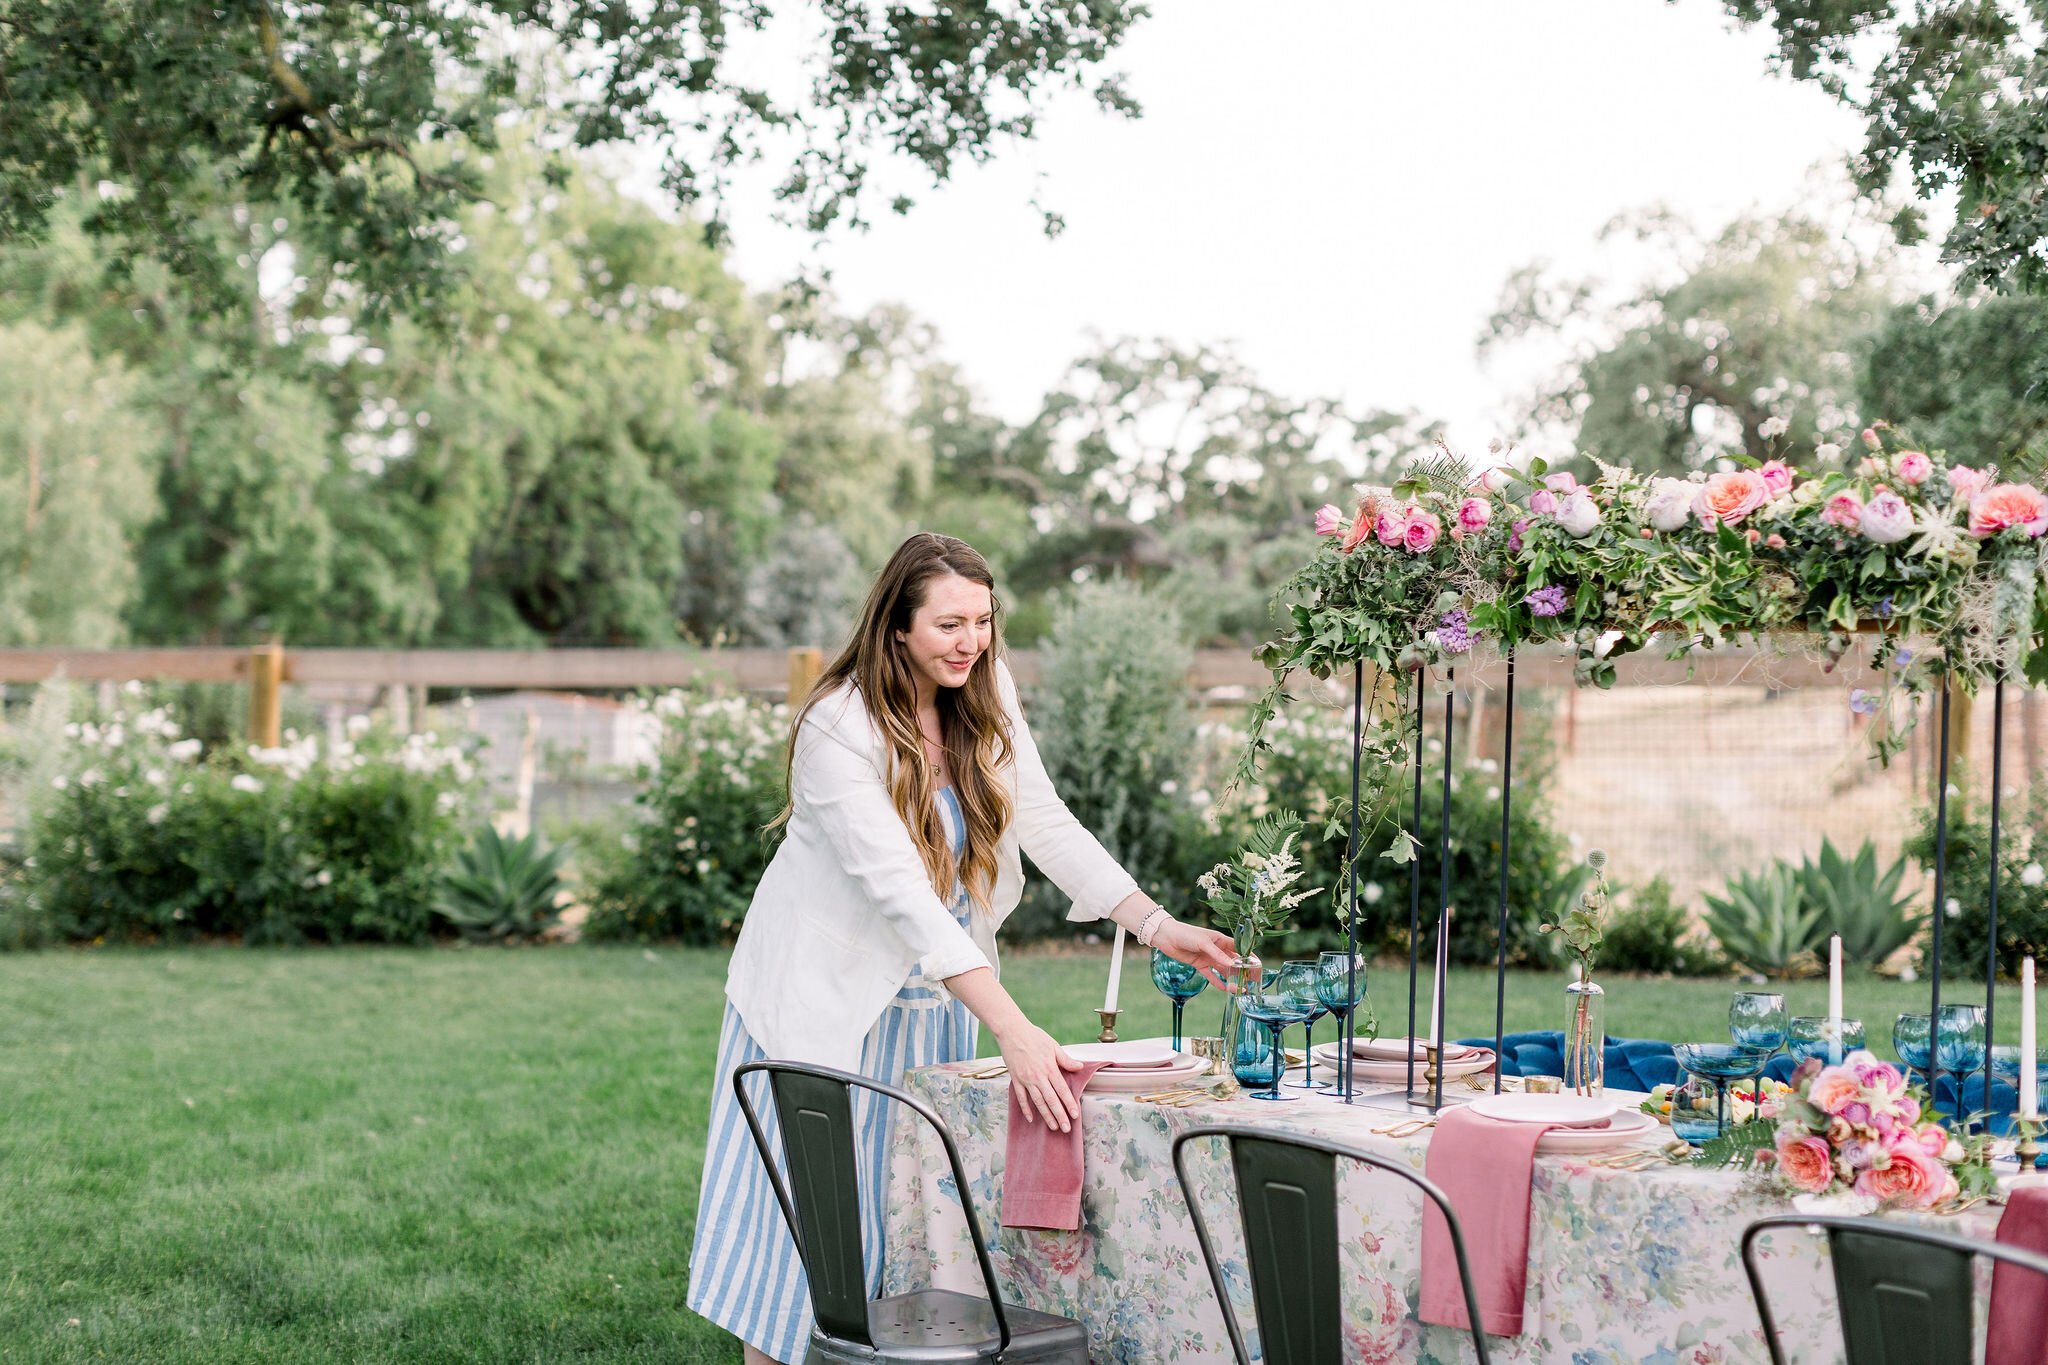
{"left": 958, "top": 1062, "right": 1008, "bottom": 1080}
{"left": 1371, "top": 1118, "right": 1436, "bottom": 1138}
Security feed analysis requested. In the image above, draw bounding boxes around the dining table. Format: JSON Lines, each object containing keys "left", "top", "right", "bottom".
{"left": 879, "top": 1057, "right": 2006, "bottom": 1364}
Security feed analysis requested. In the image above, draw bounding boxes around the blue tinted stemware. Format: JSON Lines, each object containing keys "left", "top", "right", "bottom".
{"left": 1787, "top": 1015, "right": 1866, "bottom": 1065}
{"left": 1674, "top": 1042, "right": 1773, "bottom": 1136}
{"left": 1150, "top": 948, "right": 1208, "bottom": 1051}
{"left": 1934, "top": 1003, "right": 1987, "bottom": 1077}
{"left": 1241, "top": 981, "right": 1310, "bottom": 1103}
{"left": 1893, "top": 1012, "right": 1932, "bottom": 1077}
{"left": 1314, "top": 952, "right": 1369, "bottom": 1097}
{"left": 1729, "top": 991, "right": 1788, "bottom": 1054}
{"left": 1274, "top": 961, "right": 1326, "bottom": 1089}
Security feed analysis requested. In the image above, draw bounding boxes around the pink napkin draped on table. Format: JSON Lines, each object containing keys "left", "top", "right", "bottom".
{"left": 1000, "top": 1061, "right": 1109, "bottom": 1232}
{"left": 1418, "top": 1106, "right": 1560, "bottom": 1337}
{"left": 1987, "top": 1184, "right": 2048, "bottom": 1365}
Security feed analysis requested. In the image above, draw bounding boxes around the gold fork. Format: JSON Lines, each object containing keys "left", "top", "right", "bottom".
{"left": 1371, "top": 1118, "right": 1436, "bottom": 1138}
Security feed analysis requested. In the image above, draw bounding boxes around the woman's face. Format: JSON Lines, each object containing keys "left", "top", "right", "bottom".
{"left": 897, "top": 572, "right": 994, "bottom": 701}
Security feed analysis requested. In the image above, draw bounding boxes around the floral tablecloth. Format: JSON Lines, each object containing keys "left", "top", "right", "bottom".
{"left": 880, "top": 1068, "right": 2001, "bottom": 1364}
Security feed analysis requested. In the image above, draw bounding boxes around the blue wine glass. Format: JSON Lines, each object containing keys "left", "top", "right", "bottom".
{"left": 1893, "top": 1012, "right": 1931, "bottom": 1077}
{"left": 1787, "top": 1015, "right": 1866, "bottom": 1065}
{"left": 1674, "top": 1042, "right": 1774, "bottom": 1136}
{"left": 1275, "top": 960, "right": 1326, "bottom": 1090}
{"left": 1935, "top": 1003, "right": 1987, "bottom": 1076}
{"left": 1315, "top": 952, "right": 1368, "bottom": 1096}
{"left": 1241, "top": 978, "right": 1311, "bottom": 1103}
{"left": 1150, "top": 948, "right": 1208, "bottom": 1052}
{"left": 1729, "top": 992, "right": 1788, "bottom": 1054}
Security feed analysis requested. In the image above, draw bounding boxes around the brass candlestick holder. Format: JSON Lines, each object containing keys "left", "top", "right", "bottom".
{"left": 2019, "top": 1113, "right": 2043, "bottom": 1168}
{"left": 1097, "top": 1008, "right": 1120, "bottom": 1043}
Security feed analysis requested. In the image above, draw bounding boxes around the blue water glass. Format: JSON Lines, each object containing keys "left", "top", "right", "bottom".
{"left": 1235, "top": 994, "right": 1291, "bottom": 1098}
{"left": 1990, "top": 1043, "right": 2048, "bottom": 1083}
{"left": 1729, "top": 991, "right": 1788, "bottom": 1053}
{"left": 1670, "top": 1072, "right": 1724, "bottom": 1144}
{"left": 1150, "top": 948, "right": 1208, "bottom": 1051}
{"left": 1787, "top": 1015, "right": 1866, "bottom": 1064}
{"left": 1892, "top": 1012, "right": 1931, "bottom": 1073}
{"left": 1274, "top": 960, "right": 1326, "bottom": 1089}
{"left": 1935, "top": 1003, "right": 1987, "bottom": 1075}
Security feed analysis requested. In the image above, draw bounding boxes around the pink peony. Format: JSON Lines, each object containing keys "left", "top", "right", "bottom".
{"left": 1759, "top": 460, "right": 1794, "bottom": 497}
{"left": 1858, "top": 1138, "right": 1949, "bottom": 1209}
{"left": 1948, "top": 465, "right": 1988, "bottom": 502}
{"left": 1529, "top": 488, "right": 1560, "bottom": 516}
{"left": 1808, "top": 1067, "right": 1863, "bottom": 1116}
{"left": 1859, "top": 491, "right": 1914, "bottom": 544}
{"left": 1968, "top": 483, "right": 2048, "bottom": 538}
{"left": 1775, "top": 1133, "right": 1836, "bottom": 1194}
{"left": 1543, "top": 471, "right": 1580, "bottom": 495}
{"left": 1403, "top": 509, "right": 1442, "bottom": 553}
{"left": 1374, "top": 506, "right": 1410, "bottom": 548}
{"left": 1914, "top": 1123, "right": 1948, "bottom": 1158}
{"left": 1896, "top": 451, "right": 1932, "bottom": 485}
{"left": 1693, "top": 470, "right": 1771, "bottom": 527}
{"left": 1313, "top": 503, "right": 1346, "bottom": 537}
{"left": 1823, "top": 492, "right": 1865, "bottom": 531}
{"left": 1456, "top": 497, "right": 1493, "bottom": 533}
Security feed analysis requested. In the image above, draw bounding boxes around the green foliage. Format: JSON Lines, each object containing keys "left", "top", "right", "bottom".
{"left": 17, "top": 694, "right": 478, "bottom": 945}
{"left": 582, "top": 691, "right": 787, "bottom": 944}
{"left": 1862, "top": 294, "right": 2048, "bottom": 476}
{"left": 1702, "top": 862, "right": 1828, "bottom": 977}
{"left": 436, "top": 828, "right": 567, "bottom": 943}
{"left": 1195, "top": 812, "right": 1321, "bottom": 955}
{"left": 0, "top": 1, "right": 1145, "bottom": 318}
{"left": 1602, "top": 876, "right": 1726, "bottom": 976}
{"left": 1540, "top": 848, "right": 1611, "bottom": 978}
{"left": 1007, "top": 580, "right": 1197, "bottom": 940}
{"left": 1905, "top": 788, "right": 2048, "bottom": 978}
{"left": 1794, "top": 836, "right": 1923, "bottom": 967}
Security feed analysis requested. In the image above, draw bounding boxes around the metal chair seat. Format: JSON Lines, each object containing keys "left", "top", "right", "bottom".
{"left": 801, "top": 1287, "right": 1090, "bottom": 1363}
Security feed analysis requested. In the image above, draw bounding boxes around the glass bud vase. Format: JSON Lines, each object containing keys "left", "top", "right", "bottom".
{"left": 1219, "top": 950, "right": 1262, "bottom": 1070}
{"left": 1563, "top": 978, "right": 1606, "bottom": 1097}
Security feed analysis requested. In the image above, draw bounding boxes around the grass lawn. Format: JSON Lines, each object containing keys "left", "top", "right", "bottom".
{"left": 0, "top": 946, "right": 2028, "bottom": 1363}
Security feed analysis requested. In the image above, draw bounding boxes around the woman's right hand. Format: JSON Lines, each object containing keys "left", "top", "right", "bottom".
{"left": 996, "top": 1020, "right": 1083, "bottom": 1132}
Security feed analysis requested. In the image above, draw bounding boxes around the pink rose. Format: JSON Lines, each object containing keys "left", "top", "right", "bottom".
{"left": 1859, "top": 491, "right": 1914, "bottom": 544}
{"left": 1693, "top": 470, "right": 1771, "bottom": 527}
{"left": 1859, "top": 455, "right": 1885, "bottom": 477}
{"left": 1862, "top": 426, "right": 1883, "bottom": 451}
{"left": 1529, "top": 489, "right": 1560, "bottom": 516}
{"left": 1840, "top": 1100, "right": 1873, "bottom": 1129}
{"left": 1313, "top": 503, "right": 1345, "bottom": 537}
{"left": 1475, "top": 466, "right": 1514, "bottom": 493}
{"left": 1374, "top": 506, "right": 1410, "bottom": 547}
{"left": 1858, "top": 1139, "right": 1948, "bottom": 1209}
{"left": 1807, "top": 1067, "right": 1863, "bottom": 1116}
{"left": 1543, "top": 472, "right": 1579, "bottom": 495}
{"left": 1456, "top": 497, "right": 1493, "bottom": 533}
{"left": 1895, "top": 1094, "right": 1921, "bottom": 1126}
{"left": 1775, "top": 1133, "right": 1835, "bottom": 1194}
{"left": 1823, "top": 491, "right": 1864, "bottom": 531}
{"left": 1340, "top": 507, "right": 1374, "bottom": 553}
{"left": 1968, "top": 483, "right": 2048, "bottom": 538}
{"left": 1759, "top": 460, "right": 1793, "bottom": 497}
{"left": 1851, "top": 1055, "right": 1904, "bottom": 1098}
{"left": 1403, "top": 509, "right": 1442, "bottom": 553}
{"left": 1914, "top": 1123, "right": 1948, "bottom": 1158}
{"left": 1948, "top": 465, "right": 1988, "bottom": 502}
{"left": 1896, "top": 451, "right": 1932, "bottom": 485}
{"left": 1765, "top": 533, "right": 1786, "bottom": 549}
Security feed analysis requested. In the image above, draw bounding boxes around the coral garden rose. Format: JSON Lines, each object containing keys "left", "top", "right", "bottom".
{"left": 1403, "top": 509, "right": 1442, "bottom": 552}
{"left": 1947, "top": 465, "right": 1988, "bottom": 502}
{"left": 1693, "top": 470, "right": 1771, "bottom": 527}
{"left": 1896, "top": 451, "right": 1932, "bottom": 485}
{"left": 1341, "top": 506, "right": 1374, "bottom": 553}
{"left": 1857, "top": 1139, "right": 1950, "bottom": 1209}
{"left": 1807, "top": 1067, "right": 1864, "bottom": 1116}
{"left": 1775, "top": 1133, "right": 1836, "bottom": 1194}
{"left": 1375, "top": 505, "right": 1410, "bottom": 547}
{"left": 1314, "top": 503, "right": 1345, "bottom": 536}
{"left": 1555, "top": 489, "right": 1602, "bottom": 537}
{"left": 1968, "top": 483, "right": 2048, "bottom": 538}
{"left": 1759, "top": 460, "right": 1794, "bottom": 497}
{"left": 1644, "top": 477, "right": 1694, "bottom": 532}
{"left": 1823, "top": 491, "right": 1864, "bottom": 531}
{"left": 1456, "top": 497, "right": 1492, "bottom": 533}
{"left": 1858, "top": 491, "right": 1914, "bottom": 544}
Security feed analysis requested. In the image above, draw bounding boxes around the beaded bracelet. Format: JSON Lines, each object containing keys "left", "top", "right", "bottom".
{"left": 1135, "top": 904, "right": 1171, "bottom": 947}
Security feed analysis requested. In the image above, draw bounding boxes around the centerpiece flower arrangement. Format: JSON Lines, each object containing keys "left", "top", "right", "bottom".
{"left": 1196, "top": 812, "right": 1322, "bottom": 1047}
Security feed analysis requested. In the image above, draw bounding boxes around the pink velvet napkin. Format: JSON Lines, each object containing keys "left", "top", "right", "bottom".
{"left": 1987, "top": 1184, "right": 2048, "bottom": 1364}
{"left": 1418, "top": 1106, "right": 1555, "bottom": 1337}
{"left": 1000, "top": 1062, "right": 1109, "bottom": 1231}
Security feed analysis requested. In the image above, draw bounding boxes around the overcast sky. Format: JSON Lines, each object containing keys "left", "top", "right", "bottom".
{"left": 646, "top": 3, "right": 1874, "bottom": 460}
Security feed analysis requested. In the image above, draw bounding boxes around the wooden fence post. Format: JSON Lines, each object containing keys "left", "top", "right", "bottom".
{"left": 787, "top": 647, "right": 823, "bottom": 705}
{"left": 248, "top": 642, "right": 284, "bottom": 748}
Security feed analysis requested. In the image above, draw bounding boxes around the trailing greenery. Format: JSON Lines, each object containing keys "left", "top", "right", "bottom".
{"left": 1702, "top": 862, "right": 1828, "bottom": 978}
{"left": 437, "top": 827, "right": 568, "bottom": 943}
{"left": 581, "top": 691, "right": 788, "bottom": 945}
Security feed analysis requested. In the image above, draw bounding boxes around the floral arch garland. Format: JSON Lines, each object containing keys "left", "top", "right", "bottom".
{"left": 1233, "top": 429, "right": 2048, "bottom": 861}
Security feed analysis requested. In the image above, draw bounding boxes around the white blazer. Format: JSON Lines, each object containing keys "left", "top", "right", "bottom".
{"left": 724, "top": 656, "right": 1139, "bottom": 1072}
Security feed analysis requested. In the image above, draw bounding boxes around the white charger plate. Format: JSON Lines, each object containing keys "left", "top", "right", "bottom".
{"left": 1063, "top": 1040, "right": 1178, "bottom": 1067}
{"left": 1312, "top": 1042, "right": 1495, "bottom": 1081}
{"left": 1351, "top": 1036, "right": 1481, "bottom": 1062}
{"left": 1470, "top": 1092, "right": 1619, "bottom": 1127}
{"left": 1078, "top": 1057, "right": 1210, "bottom": 1093}
{"left": 1533, "top": 1108, "right": 1658, "bottom": 1153}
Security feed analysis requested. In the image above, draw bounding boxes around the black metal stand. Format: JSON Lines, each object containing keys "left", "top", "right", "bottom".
{"left": 1984, "top": 677, "right": 2005, "bottom": 1130}
{"left": 1494, "top": 649, "right": 1516, "bottom": 1094}
{"left": 1929, "top": 676, "right": 1950, "bottom": 1111}
{"left": 1340, "top": 660, "right": 1365, "bottom": 1103}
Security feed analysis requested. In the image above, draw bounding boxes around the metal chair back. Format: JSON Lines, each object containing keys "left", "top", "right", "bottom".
{"left": 1741, "top": 1212, "right": 2048, "bottom": 1365}
{"left": 732, "top": 1059, "right": 1013, "bottom": 1359}
{"left": 1171, "top": 1123, "right": 1492, "bottom": 1365}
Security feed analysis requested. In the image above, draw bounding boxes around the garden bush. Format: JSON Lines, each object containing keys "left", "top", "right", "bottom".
{"left": 1907, "top": 789, "right": 2048, "bottom": 979}
{"left": 16, "top": 687, "right": 480, "bottom": 945}
{"left": 580, "top": 689, "right": 788, "bottom": 944}
{"left": 1601, "top": 876, "right": 1724, "bottom": 976}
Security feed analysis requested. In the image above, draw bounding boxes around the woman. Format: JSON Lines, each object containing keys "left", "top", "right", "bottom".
{"left": 688, "top": 532, "right": 1235, "bottom": 1364}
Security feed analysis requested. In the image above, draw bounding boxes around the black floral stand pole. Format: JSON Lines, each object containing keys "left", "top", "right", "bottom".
{"left": 1494, "top": 648, "right": 1516, "bottom": 1094}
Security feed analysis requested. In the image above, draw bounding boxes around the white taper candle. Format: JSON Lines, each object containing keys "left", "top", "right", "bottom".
{"left": 1104, "top": 923, "right": 1126, "bottom": 1015}
{"left": 2022, "top": 956, "right": 2037, "bottom": 1120}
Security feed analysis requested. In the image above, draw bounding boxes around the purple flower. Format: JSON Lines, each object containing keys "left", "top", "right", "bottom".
{"left": 1436, "top": 610, "right": 1476, "bottom": 654}
{"left": 1524, "top": 585, "right": 1568, "bottom": 618}
{"left": 1849, "top": 689, "right": 1878, "bottom": 715}
{"left": 1877, "top": 597, "right": 1894, "bottom": 619}
{"left": 1894, "top": 648, "right": 1914, "bottom": 668}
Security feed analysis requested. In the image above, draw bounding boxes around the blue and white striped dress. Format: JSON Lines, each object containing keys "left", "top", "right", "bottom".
{"left": 688, "top": 786, "right": 979, "bottom": 1362}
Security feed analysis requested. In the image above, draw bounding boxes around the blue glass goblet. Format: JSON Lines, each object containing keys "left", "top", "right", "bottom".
{"left": 1935, "top": 1003, "right": 1987, "bottom": 1077}
{"left": 1674, "top": 1042, "right": 1774, "bottom": 1137}
{"left": 1669, "top": 1071, "right": 1724, "bottom": 1145}
{"left": 1729, "top": 991, "right": 1788, "bottom": 1054}
{"left": 1314, "top": 952, "right": 1368, "bottom": 1097}
{"left": 1274, "top": 960, "right": 1327, "bottom": 1089}
{"left": 1240, "top": 980, "right": 1311, "bottom": 1103}
{"left": 1787, "top": 1015, "right": 1866, "bottom": 1065}
{"left": 1150, "top": 948, "right": 1208, "bottom": 1052}
{"left": 1893, "top": 1012, "right": 1931, "bottom": 1077}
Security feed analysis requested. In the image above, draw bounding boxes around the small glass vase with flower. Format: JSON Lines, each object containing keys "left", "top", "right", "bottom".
{"left": 1541, "top": 849, "right": 1611, "bottom": 1097}
{"left": 1194, "top": 811, "right": 1323, "bottom": 1078}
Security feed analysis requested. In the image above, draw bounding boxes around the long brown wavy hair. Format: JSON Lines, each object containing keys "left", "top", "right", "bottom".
{"left": 773, "top": 533, "right": 1015, "bottom": 913}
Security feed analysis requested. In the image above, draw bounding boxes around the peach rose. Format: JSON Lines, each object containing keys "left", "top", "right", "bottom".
{"left": 1313, "top": 503, "right": 1346, "bottom": 537}
{"left": 1857, "top": 1138, "right": 1948, "bottom": 1209}
{"left": 1968, "top": 483, "right": 2048, "bottom": 539}
{"left": 1807, "top": 1066, "right": 1864, "bottom": 1116}
{"left": 1693, "top": 470, "right": 1771, "bottom": 527}
{"left": 1896, "top": 451, "right": 1932, "bottom": 485}
{"left": 1341, "top": 505, "right": 1375, "bottom": 553}
{"left": 1404, "top": 508, "right": 1442, "bottom": 553}
{"left": 1775, "top": 1133, "right": 1836, "bottom": 1194}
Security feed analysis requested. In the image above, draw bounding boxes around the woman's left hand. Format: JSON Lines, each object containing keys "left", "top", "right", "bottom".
{"left": 1150, "top": 918, "right": 1239, "bottom": 989}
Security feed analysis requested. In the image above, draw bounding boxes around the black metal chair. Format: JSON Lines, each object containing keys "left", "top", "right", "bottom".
{"left": 731, "top": 1059, "right": 1089, "bottom": 1364}
{"left": 1741, "top": 1212, "right": 2048, "bottom": 1365}
{"left": 1170, "top": 1123, "right": 1493, "bottom": 1365}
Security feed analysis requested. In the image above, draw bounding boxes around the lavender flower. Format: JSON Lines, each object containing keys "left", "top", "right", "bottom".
{"left": 1436, "top": 610, "right": 1476, "bottom": 654}
{"left": 1894, "top": 648, "right": 1914, "bottom": 668}
{"left": 1525, "top": 585, "right": 1569, "bottom": 618}
{"left": 1849, "top": 689, "right": 1879, "bottom": 716}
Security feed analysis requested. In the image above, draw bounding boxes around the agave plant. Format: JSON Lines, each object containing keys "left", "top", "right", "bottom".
{"left": 1795, "top": 837, "right": 1924, "bottom": 969}
{"left": 1702, "top": 862, "right": 1826, "bottom": 978}
{"left": 436, "top": 827, "right": 567, "bottom": 943}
